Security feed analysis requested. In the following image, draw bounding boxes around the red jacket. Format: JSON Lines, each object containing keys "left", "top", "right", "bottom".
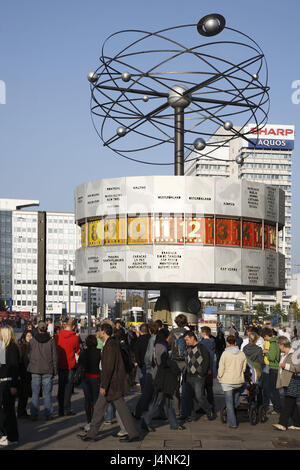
{"left": 55, "top": 329, "right": 80, "bottom": 370}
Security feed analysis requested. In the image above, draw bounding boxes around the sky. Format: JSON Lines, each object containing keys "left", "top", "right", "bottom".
{"left": 1, "top": 0, "right": 300, "bottom": 267}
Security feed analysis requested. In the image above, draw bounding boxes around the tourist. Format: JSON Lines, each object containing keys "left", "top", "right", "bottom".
{"left": 183, "top": 330, "right": 215, "bottom": 422}
{"left": 217, "top": 335, "right": 247, "bottom": 429}
{"left": 78, "top": 335, "right": 101, "bottom": 432}
{"left": 0, "top": 326, "right": 20, "bottom": 446}
{"left": 17, "top": 331, "right": 33, "bottom": 419}
{"left": 55, "top": 318, "right": 80, "bottom": 416}
{"left": 261, "top": 327, "right": 281, "bottom": 415}
{"left": 27, "top": 321, "right": 57, "bottom": 421}
{"left": 272, "top": 336, "right": 300, "bottom": 431}
{"left": 79, "top": 323, "right": 139, "bottom": 443}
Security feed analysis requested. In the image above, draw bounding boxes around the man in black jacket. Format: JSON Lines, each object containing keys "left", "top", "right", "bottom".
{"left": 183, "top": 331, "right": 215, "bottom": 422}
{"left": 27, "top": 321, "right": 57, "bottom": 420}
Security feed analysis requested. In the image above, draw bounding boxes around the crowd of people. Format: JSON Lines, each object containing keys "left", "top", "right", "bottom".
{"left": 0, "top": 315, "right": 299, "bottom": 446}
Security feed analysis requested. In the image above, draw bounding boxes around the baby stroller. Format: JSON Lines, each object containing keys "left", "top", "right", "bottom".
{"left": 220, "top": 360, "right": 268, "bottom": 426}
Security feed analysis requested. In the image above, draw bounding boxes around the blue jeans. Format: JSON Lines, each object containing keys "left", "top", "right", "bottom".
{"left": 185, "top": 375, "right": 212, "bottom": 418}
{"left": 224, "top": 387, "right": 243, "bottom": 428}
{"left": 105, "top": 402, "right": 115, "bottom": 422}
{"left": 137, "top": 366, "right": 147, "bottom": 393}
{"left": 31, "top": 374, "right": 53, "bottom": 417}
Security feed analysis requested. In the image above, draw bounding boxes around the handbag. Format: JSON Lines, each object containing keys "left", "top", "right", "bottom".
{"left": 72, "top": 363, "right": 85, "bottom": 387}
{"left": 286, "top": 376, "right": 300, "bottom": 398}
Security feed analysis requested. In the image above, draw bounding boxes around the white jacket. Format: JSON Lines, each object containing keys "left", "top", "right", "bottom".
{"left": 241, "top": 336, "right": 264, "bottom": 351}
{"left": 217, "top": 346, "right": 247, "bottom": 385}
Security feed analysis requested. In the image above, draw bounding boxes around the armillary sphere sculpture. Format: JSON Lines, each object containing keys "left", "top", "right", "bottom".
{"left": 87, "top": 13, "right": 269, "bottom": 173}
{"left": 75, "top": 14, "right": 282, "bottom": 326}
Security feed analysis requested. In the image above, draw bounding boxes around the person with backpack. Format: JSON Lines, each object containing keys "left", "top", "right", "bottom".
{"left": 183, "top": 330, "right": 216, "bottom": 422}
{"left": 141, "top": 329, "right": 185, "bottom": 432}
{"left": 168, "top": 315, "right": 189, "bottom": 417}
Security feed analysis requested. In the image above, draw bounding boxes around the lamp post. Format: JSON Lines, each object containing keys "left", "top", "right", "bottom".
{"left": 63, "top": 261, "right": 73, "bottom": 317}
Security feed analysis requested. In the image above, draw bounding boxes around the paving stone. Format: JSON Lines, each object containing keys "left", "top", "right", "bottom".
{"left": 164, "top": 439, "right": 202, "bottom": 449}
{"left": 201, "top": 440, "right": 246, "bottom": 450}
{"left": 140, "top": 440, "right": 165, "bottom": 449}
{"left": 272, "top": 438, "right": 300, "bottom": 449}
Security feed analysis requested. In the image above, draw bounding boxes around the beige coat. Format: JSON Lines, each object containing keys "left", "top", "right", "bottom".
{"left": 217, "top": 347, "right": 247, "bottom": 384}
{"left": 276, "top": 349, "right": 300, "bottom": 389}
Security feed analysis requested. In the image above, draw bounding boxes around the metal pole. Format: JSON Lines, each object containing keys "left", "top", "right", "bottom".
{"left": 68, "top": 263, "right": 71, "bottom": 317}
{"left": 37, "top": 211, "right": 46, "bottom": 322}
{"left": 88, "top": 287, "right": 92, "bottom": 335}
{"left": 174, "top": 107, "right": 184, "bottom": 176}
{"left": 144, "top": 289, "right": 149, "bottom": 321}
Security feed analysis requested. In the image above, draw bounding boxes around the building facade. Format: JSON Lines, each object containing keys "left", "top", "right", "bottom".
{"left": 0, "top": 199, "right": 84, "bottom": 316}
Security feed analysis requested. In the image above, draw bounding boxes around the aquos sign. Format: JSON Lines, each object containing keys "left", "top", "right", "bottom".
{"left": 245, "top": 124, "right": 295, "bottom": 150}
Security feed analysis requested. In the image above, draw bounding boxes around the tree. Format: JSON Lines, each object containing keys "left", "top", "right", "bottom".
{"left": 123, "top": 294, "right": 144, "bottom": 311}
{"left": 270, "top": 303, "right": 286, "bottom": 320}
{"left": 254, "top": 302, "right": 268, "bottom": 320}
{"left": 290, "top": 301, "right": 300, "bottom": 322}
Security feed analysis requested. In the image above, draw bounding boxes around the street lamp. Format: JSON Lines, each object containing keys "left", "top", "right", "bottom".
{"left": 63, "top": 260, "right": 74, "bottom": 317}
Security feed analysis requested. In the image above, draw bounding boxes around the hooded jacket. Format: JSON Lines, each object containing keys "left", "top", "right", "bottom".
{"left": 217, "top": 346, "right": 247, "bottom": 385}
{"left": 265, "top": 336, "right": 280, "bottom": 370}
{"left": 55, "top": 329, "right": 80, "bottom": 370}
{"left": 27, "top": 332, "right": 58, "bottom": 376}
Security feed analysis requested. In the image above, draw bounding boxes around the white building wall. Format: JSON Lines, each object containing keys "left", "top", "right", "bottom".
{"left": 11, "top": 210, "right": 83, "bottom": 314}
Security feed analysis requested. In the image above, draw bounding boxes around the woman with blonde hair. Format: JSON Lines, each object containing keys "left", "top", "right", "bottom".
{"left": 0, "top": 326, "right": 20, "bottom": 446}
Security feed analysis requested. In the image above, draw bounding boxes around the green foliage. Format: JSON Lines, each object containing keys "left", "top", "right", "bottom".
{"left": 254, "top": 302, "right": 267, "bottom": 319}
{"left": 290, "top": 301, "right": 300, "bottom": 322}
{"left": 270, "top": 303, "right": 285, "bottom": 319}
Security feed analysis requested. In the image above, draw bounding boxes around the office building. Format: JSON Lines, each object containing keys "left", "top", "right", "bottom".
{"left": 0, "top": 199, "right": 84, "bottom": 316}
